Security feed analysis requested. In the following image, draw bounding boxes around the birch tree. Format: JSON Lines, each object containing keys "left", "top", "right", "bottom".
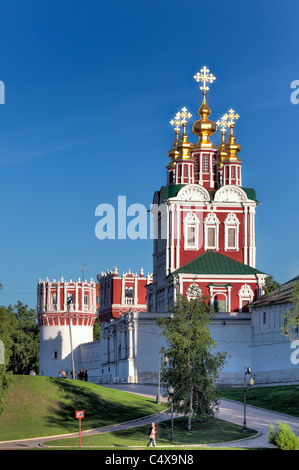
{"left": 157, "top": 295, "right": 227, "bottom": 430}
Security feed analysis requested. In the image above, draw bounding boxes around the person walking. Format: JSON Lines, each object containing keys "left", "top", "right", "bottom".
{"left": 147, "top": 423, "right": 157, "bottom": 447}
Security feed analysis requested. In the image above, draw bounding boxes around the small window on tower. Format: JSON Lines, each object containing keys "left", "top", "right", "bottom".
{"left": 207, "top": 227, "right": 216, "bottom": 248}
{"left": 195, "top": 155, "right": 199, "bottom": 173}
{"left": 227, "top": 227, "right": 236, "bottom": 248}
{"left": 203, "top": 155, "right": 209, "bottom": 173}
{"left": 187, "top": 226, "right": 196, "bottom": 248}
{"left": 51, "top": 293, "right": 57, "bottom": 305}
{"left": 125, "top": 287, "right": 133, "bottom": 298}
{"left": 183, "top": 211, "right": 199, "bottom": 250}
{"left": 224, "top": 212, "right": 240, "bottom": 251}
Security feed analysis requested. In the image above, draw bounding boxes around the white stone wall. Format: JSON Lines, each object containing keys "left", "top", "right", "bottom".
{"left": 44, "top": 302, "right": 299, "bottom": 387}
{"left": 251, "top": 302, "right": 299, "bottom": 384}
{"left": 39, "top": 323, "right": 93, "bottom": 378}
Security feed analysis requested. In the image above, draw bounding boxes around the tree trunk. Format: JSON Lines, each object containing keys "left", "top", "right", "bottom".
{"left": 188, "top": 386, "right": 193, "bottom": 431}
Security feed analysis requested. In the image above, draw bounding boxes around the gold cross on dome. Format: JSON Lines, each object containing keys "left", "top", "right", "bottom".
{"left": 227, "top": 108, "right": 240, "bottom": 127}
{"left": 216, "top": 113, "right": 229, "bottom": 132}
{"left": 170, "top": 112, "right": 182, "bottom": 132}
{"left": 178, "top": 107, "right": 192, "bottom": 125}
{"left": 194, "top": 66, "right": 216, "bottom": 92}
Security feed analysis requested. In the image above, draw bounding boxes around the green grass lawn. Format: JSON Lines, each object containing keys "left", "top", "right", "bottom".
{"left": 219, "top": 384, "right": 299, "bottom": 417}
{"left": 0, "top": 375, "right": 166, "bottom": 441}
{"left": 45, "top": 416, "right": 256, "bottom": 449}
{"left": 1, "top": 375, "right": 297, "bottom": 449}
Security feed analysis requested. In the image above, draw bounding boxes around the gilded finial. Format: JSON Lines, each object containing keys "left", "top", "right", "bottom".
{"left": 169, "top": 112, "right": 182, "bottom": 133}
{"left": 176, "top": 107, "right": 192, "bottom": 137}
{"left": 216, "top": 113, "right": 229, "bottom": 133}
{"left": 224, "top": 109, "right": 241, "bottom": 161}
{"left": 168, "top": 112, "right": 182, "bottom": 166}
{"left": 227, "top": 108, "right": 240, "bottom": 130}
{"left": 194, "top": 66, "right": 216, "bottom": 94}
{"left": 175, "top": 107, "right": 193, "bottom": 160}
{"left": 216, "top": 113, "right": 230, "bottom": 167}
{"left": 192, "top": 66, "right": 217, "bottom": 148}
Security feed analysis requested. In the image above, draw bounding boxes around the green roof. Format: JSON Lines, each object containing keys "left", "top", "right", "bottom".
{"left": 162, "top": 184, "right": 185, "bottom": 200}
{"left": 161, "top": 185, "right": 257, "bottom": 202}
{"left": 173, "top": 250, "right": 265, "bottom": 276}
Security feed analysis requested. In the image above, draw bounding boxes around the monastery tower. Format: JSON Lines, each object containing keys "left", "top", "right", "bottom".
{"left": 147, "top": 66, "right": 266, "bottom": 314}
{"left": 38, "top": 277, "right": 98, "bottom": 377}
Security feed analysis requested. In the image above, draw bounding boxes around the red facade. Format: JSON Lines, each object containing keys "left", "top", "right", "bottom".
{"left": 97, "top": 268, "right": 152, "bottom": 322}
{"left": 37, "top": 277, "right": 98, "bottom": 327}
{"left": 146, "top": 71, "right": 267, "bottom": 313}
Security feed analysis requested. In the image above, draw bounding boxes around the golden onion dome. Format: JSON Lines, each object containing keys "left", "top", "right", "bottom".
{"left": 192, "top": 90, "right": 218, "bottom": 149}
{"left": 176, "top": 125, "right": 194, "bottom": 160}
{"left": 167, "top": 130, "right": 180, "bottom": 168}
{"left": 224, "top": 129, "right": 242, "bottom": 162}
{"left": 223, "top": 109, "right": 242, "bottom": 162}
{"left": 169, "top": 107, "right": 194, "bottom": 162}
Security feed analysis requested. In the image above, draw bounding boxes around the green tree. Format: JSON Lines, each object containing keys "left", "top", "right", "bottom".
{"left": 0, "top": 303, "right": 15, "bottom": 414}
{"left": 282, "top": 281, "right": 299, "bottom": 340}
{"left": 0, "top": 304, "right": 16, "bottom": 364}
{"left": 156, "top": 295, "right": 227, "bottom": 431}
{"left": 93, "top": 317, "right": 101, "bottom": 341}
{"left": 265, "top": 274, "right": 280, "bottom": 294}
{"left": 8, "top": 302, "right": 39, "bottom": 374}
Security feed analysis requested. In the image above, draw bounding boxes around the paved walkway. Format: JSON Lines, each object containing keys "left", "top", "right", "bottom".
{"left": 1, "top": 383, "right": 299, "bottom": 449}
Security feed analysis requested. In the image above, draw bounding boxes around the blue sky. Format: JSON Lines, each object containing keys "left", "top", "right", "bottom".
{"left": 0, "top": 0, "right": 298, "bottom": 309}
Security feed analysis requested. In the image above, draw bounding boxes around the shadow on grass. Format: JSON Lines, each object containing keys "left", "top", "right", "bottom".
{"left": 46, "top": 378, "right": 161, "bottom": 433}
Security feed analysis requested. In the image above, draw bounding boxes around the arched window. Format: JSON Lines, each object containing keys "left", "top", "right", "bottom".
{"left": 183, "top": 211, "right": 200, "bottom": 250}
{"left": 204, "top": 212, "right": 220, "bottom": 250}
{"left": 238, "top": 284, "right": 254, "bottom": 313}
{"left": 224, "top": 212, "right": 240, "bottom": 251}
{"left": 214, "top": 293, "right": 227, "bottom": 312}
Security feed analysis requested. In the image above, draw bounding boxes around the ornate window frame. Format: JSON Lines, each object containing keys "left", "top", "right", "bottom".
{"left": 204, "top": 212, "right": 220, "bottom": 251}
{"left": 183, "top": 211, "right": 200, "bottom": 250}
{"left": 224, "top": 212, "right": 240, "bottom": 251}
{"left": 238, "top": 284, "right": 254, "bottom": 312}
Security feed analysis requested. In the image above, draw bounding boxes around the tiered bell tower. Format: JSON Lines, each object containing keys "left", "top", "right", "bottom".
{"left": 147, "top": 66, "right": 266, "bottom": 314}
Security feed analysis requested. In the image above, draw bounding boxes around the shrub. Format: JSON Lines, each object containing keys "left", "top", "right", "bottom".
{"left": 268, "top": 423, "right": 299, "bottom": 450}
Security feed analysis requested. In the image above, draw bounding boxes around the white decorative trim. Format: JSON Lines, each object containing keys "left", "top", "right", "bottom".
{"left": 204, "top": 212, "right": 220, "bottom": 250}
{"left": 214, "top": 185, "right": 248, "bottom": 203}
{"left": 183, "top": 211, "right": 200, "bottom": 250}
{"left": 183, "top": 211, "right": 200, "bottom": 225}
{"left": 238, "top": 284, "right": 254, "bottom": 312}
{"left": 186, "top": 282, "right": 202, "bottom": 301}
{"left": 224, "top": 212, "right": 240, "bottom": 251}
{"left": 176, "top": 184, "right": 210, "bottom": 202}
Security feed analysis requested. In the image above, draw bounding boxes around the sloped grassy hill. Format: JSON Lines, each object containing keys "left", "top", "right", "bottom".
{"left": 0, "top": 375, "right": 165, "bottom": 441}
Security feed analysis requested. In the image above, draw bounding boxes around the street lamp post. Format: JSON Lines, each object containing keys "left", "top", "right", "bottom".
{"left": 243, "top": 367, "right": 254, "bottom": 431}
{"left": 168, "top": 386, "right": 175, "bottom": 441}
{"left": 156, "top": 347, "right": 168, "bottom": 404}
{"left": 67, "top": 297, "right": 75, "bottom": 381}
